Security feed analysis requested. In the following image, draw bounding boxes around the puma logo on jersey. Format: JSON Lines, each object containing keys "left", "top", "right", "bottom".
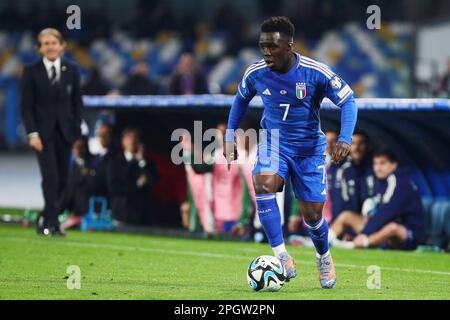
{"left": 262, "top": 88, "right": 271, "bottom": 95}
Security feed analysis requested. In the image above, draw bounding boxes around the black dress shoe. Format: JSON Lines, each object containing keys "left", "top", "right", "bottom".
{"left": 36, "top": 215, "right": 50, "bottom": 236}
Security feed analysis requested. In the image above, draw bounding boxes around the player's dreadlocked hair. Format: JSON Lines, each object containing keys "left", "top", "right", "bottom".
{"left": 261, "top": 16, "right": 295, "bottom": 40}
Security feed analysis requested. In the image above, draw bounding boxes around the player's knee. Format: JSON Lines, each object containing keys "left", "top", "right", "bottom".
{"left": 253, "top": 182, "right": 272, "bottom": 194}
{"left": 337, "top": 210, "right": 352, "bottom": 221}
{"left": 253, "top": 174, "right": 281, "bottom": 194}
{"left": 301, "top": 202, "right": 324, "bottom": 224}
{"left": 303, "top": 211, "right": 322, "bottom": 225}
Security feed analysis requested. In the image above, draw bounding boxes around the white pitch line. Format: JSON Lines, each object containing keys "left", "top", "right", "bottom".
{"left": 1, "top": 235, "right": 450, "bottom": 276}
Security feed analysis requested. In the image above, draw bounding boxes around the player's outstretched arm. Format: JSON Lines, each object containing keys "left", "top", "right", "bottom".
{"left": 332, "top": 97, "right": 357, "bottom": 163}
{"left": 223, "top": 93, "right": 251, "bottom": 168}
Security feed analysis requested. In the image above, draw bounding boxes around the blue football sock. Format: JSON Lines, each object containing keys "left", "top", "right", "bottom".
{"left": 256, "top": 193, "right": 284, "bottom": 248}
{"left": 305, "top": 217, "right": 329, "bottom": 256}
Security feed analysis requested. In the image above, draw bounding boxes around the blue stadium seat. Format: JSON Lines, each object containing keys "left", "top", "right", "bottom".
{"left": 1, "top": 24, "right": 413, "bottom": 99}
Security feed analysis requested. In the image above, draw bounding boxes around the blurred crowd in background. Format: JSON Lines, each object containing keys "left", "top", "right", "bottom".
{"left": 1, "top": 0, "right": 450, "bottom": 149}
{"left": 0, "top": 1, "right": 449, "bottom": 149}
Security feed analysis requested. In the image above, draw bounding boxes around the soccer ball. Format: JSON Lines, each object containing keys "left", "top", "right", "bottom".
{"left": 247, "top": 255, "right": 286, "bottom": 292}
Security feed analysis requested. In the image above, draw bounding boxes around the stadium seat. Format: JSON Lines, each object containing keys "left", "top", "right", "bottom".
{"left": 427, "top": 201, "right": 450, "bottom": 249}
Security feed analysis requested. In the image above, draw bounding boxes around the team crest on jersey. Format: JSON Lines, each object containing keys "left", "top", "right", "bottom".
{"left": 296, "top": 82, "right": 307, "bottom": 99}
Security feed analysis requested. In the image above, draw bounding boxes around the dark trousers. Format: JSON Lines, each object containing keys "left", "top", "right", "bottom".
{"left": 36, "top": 127, "right": 71, "bottom": 227}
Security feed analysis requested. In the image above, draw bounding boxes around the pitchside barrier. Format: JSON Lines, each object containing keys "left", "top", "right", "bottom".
{"left": 83, "top": 96, "right": 450, "bottom": 246}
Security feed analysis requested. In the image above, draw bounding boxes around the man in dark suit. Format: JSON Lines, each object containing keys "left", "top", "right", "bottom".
{"left": 60, "top": 136, "right": 93, "bottom": 230}
{"left": 21, "top": 28, "right": 82, "bottom": 236}
{"left": 87, "top": 123, "right": 116, "bottom": 200}
{"left": 107, "top": 127, "right": 159, "bottom": 226}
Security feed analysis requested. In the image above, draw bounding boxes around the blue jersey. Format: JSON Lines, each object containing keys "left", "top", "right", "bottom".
{"left": 328, "top": 160, "right": 358, "bottom": 219}
{"left": 330, "top": 156, "right": 375, "bottom": 219}
{"left": 362, "top": 168, "right": 425, "bottom": 243}
{"left": 239, "top": 53, "right": 354, "bottom": 156}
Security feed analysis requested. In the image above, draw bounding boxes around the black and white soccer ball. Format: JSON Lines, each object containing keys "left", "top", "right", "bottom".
{"left": 247, "top": 255, "right": 286, "bottom": 292}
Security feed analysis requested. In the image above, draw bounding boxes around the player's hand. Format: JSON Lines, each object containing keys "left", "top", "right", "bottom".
{"left": 223, "top": 140, "right": 238, "bottom": 171}
{"left": 136, "top": 144, "right": 145, "bottom": 161}
{"left": 136, "top": 174, "right": 147, "bottom": 187}
{"left": 331, "top": 141, "right": 351, "bottom": 164}
{"left": 29, "top": 136, "right": 43, "bottom": 153}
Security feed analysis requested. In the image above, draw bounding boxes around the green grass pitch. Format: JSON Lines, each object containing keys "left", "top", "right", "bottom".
{"left": 0, "top": 223, "right": 449, "bottom": 300}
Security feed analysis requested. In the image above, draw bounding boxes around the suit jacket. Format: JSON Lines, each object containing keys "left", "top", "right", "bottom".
{"left": 87, "top": 147, "right": 117, "bottom": 199}
{"left": 21, "top": 59, "right": 82, "bottom": 144}
{"left": 107, "top": 153, "right": 159, "bottom": 225}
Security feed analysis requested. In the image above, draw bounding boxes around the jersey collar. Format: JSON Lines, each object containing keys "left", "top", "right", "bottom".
{"left": 295, "top": 52, "right": 302, "bottom": 69}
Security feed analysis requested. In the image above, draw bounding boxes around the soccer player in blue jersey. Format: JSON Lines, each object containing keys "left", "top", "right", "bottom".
{"left": 224, "top": 16, "right": 357, "bottom": 289}
{"left": 328, "top": 150, "right": 425, "bottom": 250}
